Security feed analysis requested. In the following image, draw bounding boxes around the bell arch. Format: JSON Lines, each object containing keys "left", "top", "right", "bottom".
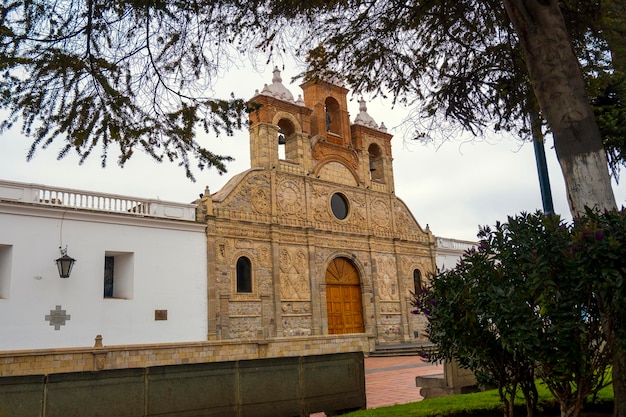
{"left": 325, "top": 257, "right": 365, "bottom": 335}
{"left": 324, "top": 97, "right": 341, "bottom": 136}
{"left": 272, "top": 111, "right": 303, "bottom": 164}
{"left": 368, "top": 143, "right": 384, "bottom": 183}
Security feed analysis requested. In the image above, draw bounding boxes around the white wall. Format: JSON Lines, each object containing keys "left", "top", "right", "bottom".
{"left": 435, "top": 237, "right": 476, "bottom": 272}
{"left": 0, "top": 204, "right": 207, "bottom": 351}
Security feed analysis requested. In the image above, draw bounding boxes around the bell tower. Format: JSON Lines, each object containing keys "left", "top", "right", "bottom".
{"left": 248, "top": 67, "right": 312, "bottom": 172}
{"left": 300, "top": 78, "right": 394, "bottom": 192}
{"left": 350, "top": 98, "right": 395, "bottom": 193}
{"left": 248, "top": 68, "right": 395, "bottom": 192}
{"left": 301, "top": 79, "right": 351, "bottom": 147}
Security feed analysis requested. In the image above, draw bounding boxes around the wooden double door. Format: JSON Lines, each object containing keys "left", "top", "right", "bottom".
{"left": 325, "top": 257, "right": 365, "bottom": 335}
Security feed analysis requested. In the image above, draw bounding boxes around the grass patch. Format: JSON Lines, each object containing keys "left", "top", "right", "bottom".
{"left": 339, "top": 382, "right": 614, "bottom": 417}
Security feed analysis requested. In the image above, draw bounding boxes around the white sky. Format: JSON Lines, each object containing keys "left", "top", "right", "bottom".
{"left": 1, "top": 65, "right": 625, "bottom": 242}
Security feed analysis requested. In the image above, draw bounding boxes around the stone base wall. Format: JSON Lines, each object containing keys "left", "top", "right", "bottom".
{"left": 0, "top": 352, "right": 366, "bottom": 417}
{"left": 0, "top": 334, "right": 374, "bottom": 377}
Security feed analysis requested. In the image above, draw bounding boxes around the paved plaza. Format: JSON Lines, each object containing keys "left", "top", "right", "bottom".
{"left": 312, "top": 355, "right": 443, "bottom": 416}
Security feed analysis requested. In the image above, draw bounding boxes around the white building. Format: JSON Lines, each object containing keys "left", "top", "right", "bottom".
{"left": 0, "top": 180, "right": 207, "bottom": 351}
{"left": 435, "top": 236, "right": 476, "bottom": 273}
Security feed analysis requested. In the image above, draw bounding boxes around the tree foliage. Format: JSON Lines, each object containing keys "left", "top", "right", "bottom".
{"left": 415, "top": 211, "right": 616, "bottom": 417}
{"left": 573, "top": 208, "right": 626, "bottom": 417}
{"left": 2, "top": 1, "right": 624, "bottom": 181}
{"left": 0, "top": 0, "right": 258, "bottom": 179}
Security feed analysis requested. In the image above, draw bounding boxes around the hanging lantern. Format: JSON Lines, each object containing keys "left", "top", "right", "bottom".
{"left": 55, "top": 247, "right": 76, "bottom": 278}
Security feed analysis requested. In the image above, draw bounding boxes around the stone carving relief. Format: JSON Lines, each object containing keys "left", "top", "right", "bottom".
{"left": 281, "top": 302, "right": 311, "bottom": 313}
{"left": 399, "top": 256, "right": 411, "bottom": 277}
{"left": 380, "top": 302, "right": 401, "bottom": 313}
{"left": 277, "top": 179, "right": 304, "bottom": 219}
{"left": 216, "top": 239, "right": 231, "bottom": 261}
{"left": 235, "top": 239, "right": 252, "bottom": 248}
{"left": 229, "top": 318, "right": 262, "bottom": 339}
{"left": 349, "top": 194, "right": 367, "bottom": 226}
{"left": 258, "top": 246, "right": 271, "bottom": 268}
{"left": 279, "top": 248, "right": 311, "bottom": 300}
{"left": 251, "top": 188, "right": 270, "bottom": 214}
{"left": 315, "top": 250, "right": 328, "bottom": 269}
{"left": 310, "top": 183, "right": 331, "bottom": 223}
{"left": 371, "top": 199, "right": 391, "bottom": 230}
{"left": 216, "top": 226, "right": 269, "bottom": 240}
{"left": 394, "top": 201, "right": 416, "bottom": 235}
{"left": 224, "top": 173, "right": 269, "bottom": 213}
{"left": 312, "top": 142, "right": 359, "bottom": 170}
{"left": 282, "top": 315, "right": 312, "bottom": 336}
{"left": 375, "top": 255, "right": 398, "bottom": 301}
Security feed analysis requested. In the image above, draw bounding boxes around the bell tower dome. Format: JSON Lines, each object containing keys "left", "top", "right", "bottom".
{"left": 248, "top": 67, "right": 311, "bottom": 173}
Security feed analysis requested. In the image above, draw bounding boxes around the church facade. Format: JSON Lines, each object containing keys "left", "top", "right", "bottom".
{"left": 199, "top": 69, "right": 437, "bottom": 346}
{"left": 0, "top": 69, "right": 439, "bottom": 378}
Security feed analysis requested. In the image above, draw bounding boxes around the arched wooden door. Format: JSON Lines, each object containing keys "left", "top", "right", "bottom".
{"left": 325, "top": 257, "right": 364, "bottom": 334}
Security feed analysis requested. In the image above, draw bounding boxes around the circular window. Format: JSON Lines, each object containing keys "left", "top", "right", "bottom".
{"left": 330, "top": 193, "right": 349, "bottom": 220}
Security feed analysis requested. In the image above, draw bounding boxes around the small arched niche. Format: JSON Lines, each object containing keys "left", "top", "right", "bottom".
{"left": 324, "top": 97, "right": 341, "bottom": 138}
{"left": 368, "top": 143, "right": 384, "bottom": 183}
{"left": 277, "top": 118, "right": 296, "bottom": 161}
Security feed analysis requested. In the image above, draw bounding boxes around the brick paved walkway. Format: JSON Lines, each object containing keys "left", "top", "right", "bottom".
{"left": 311, "top": 355, "right": 443, "bottom": 416}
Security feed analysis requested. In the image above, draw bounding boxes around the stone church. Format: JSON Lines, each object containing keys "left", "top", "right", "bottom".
{"left": 197, "top": 68, "right": 437, "bottom": 347}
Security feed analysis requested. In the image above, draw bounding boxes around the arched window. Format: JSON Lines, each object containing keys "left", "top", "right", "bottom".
{"left": 324, "top": 97, "right": 341, "bottom": 136}
{"left": 368, "top": 144, "right": 384, "bottom": 183}
{"left": 277, "top": 118, "right": 296, "bottom": 161}
{"left": 413, "top": 269, "right": 422, "bottom": 294}
{"left": 236, "top": 257, "right": 252, "bottom": 293}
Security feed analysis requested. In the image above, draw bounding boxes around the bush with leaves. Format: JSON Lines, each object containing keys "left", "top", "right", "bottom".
{"left": 572, "top": 208, "right": 626, "bottom": 417}
{"left": 414, "top": 212, "right": 611, "bottom": 417}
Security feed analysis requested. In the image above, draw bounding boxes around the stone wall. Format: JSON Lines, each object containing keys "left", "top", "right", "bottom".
{"left": 0, "top": 334, "right": 372, "bottom": 377}
{"left": 0, "top": 352, "right": 366, "bottom": 417}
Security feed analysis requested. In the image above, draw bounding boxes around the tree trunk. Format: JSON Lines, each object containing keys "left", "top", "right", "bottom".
{"left": 613, "top": 348, "right": 626, "bottom": 417}
{"left": 503, "top": 0, "right": 616, "bottom": 214}
{"left": 605, "top": 321, "right": 626, "bottom": 417}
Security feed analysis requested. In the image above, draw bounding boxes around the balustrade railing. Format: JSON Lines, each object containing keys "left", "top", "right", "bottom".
{"left": 0, "top": 180, "right": 197, "bottom": 221}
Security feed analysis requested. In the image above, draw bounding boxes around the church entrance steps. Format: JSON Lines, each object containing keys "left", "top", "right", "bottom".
{"left": 369, "top": 342, "right": 437, "bottom": 357}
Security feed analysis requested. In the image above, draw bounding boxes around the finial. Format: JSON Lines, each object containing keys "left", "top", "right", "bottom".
{"left": 272, "top": 66, "right": 282, "bottom": 84}
{"left": 359, "top": 97, "right": 368, "bottom": 112}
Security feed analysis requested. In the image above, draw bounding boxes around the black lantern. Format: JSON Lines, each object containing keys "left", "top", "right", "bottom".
{"left": 55, "top": 247, "right": 76, "bottom": 278}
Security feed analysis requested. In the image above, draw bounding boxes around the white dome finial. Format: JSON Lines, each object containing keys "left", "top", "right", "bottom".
{"left": 354, "top": 97, "right": 378, "bottom": 129}
{"left": 359, "top": 97, "right": 368, "bottom": 112}
{"left": 272, "top": 66, "right": 282, "bottom": 84}
{"left": 257, "top": 66, "right": 295, "bottom": 102}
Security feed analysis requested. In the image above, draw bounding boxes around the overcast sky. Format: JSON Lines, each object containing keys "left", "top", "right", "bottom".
{"left": 1, "top": 65, "right": 625, "bottom": 242}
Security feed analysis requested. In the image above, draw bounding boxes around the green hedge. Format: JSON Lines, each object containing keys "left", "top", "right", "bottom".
{"left": 341, "top": 382, "right": 614, "bottom": 417}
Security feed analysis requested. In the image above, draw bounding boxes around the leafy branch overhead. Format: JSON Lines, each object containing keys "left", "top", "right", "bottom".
{"left": 1, "top": 1, "right": 624, "bottom": 203}
{"left": 0, "top": 0, "right": 258, "bottom": 179}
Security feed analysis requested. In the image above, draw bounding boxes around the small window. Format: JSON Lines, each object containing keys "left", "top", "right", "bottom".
{"left": 103, "top": 256, "right": 114, "bottom": 298}
{"left": 413, "top": 269, "right": 422, "bottom": 293}
{"left": 331, "top": 193, "right": 349, "bottom": 220}
{"left": 0, "top": 245, "right": 12, "bottom": 299}
{"left": 236, "top": 256, "right": 252, "bottom": 293}
{"left": 104, "top": 252, "right": 134, "bottom": 299}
